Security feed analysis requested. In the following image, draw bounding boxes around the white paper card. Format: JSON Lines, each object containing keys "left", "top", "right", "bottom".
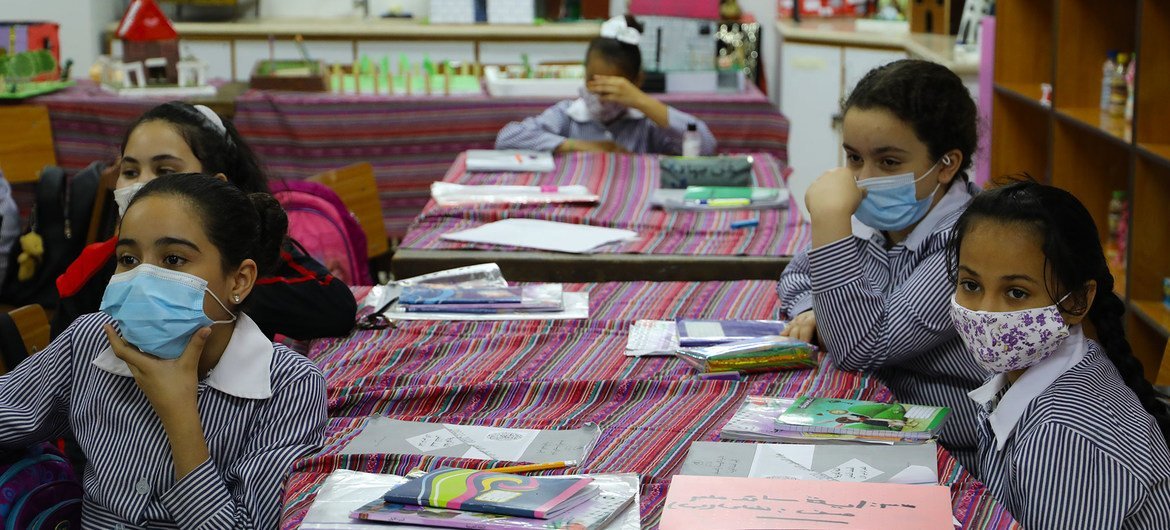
{"left": 442, "top": 219, "right": 638, "bottom": 254}
{"left": 626, "top": 320, "right": 679, "bottom": 357}
{"left": 465, "top": 150, "right": 555, "bottom": 172}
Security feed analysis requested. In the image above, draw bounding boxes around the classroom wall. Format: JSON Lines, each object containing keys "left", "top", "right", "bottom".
{"left": 0, "top": 0, "right": 122, "bottom": 77}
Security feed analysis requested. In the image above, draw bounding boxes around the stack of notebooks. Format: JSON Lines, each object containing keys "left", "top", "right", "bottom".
{"left": 398, "top": 284, "right": 565, "bottom": 314}
{"left": 721, "top": 396, "right": 950, "bottom": 445}
{"left": 348, "top": 467, "right": 636, "bottom": 529}
{"left": 673, "top": 319, "right": 816, "bottom": 374}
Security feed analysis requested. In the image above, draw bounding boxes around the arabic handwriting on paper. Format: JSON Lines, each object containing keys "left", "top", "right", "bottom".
{"left": 660, "top": 476, "right": 953, "bottom": 530}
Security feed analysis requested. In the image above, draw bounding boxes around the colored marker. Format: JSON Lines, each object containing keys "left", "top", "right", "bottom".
{"left": 696, "top": 198, "right": 750, "bottom": 207}
{"left": 731, "top": 218, "right": 759, "bottom": 229}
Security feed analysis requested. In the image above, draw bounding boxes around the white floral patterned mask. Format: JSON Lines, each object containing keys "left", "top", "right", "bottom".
{"left": 949, "top": 294, "right": 1071, "bottom": 373}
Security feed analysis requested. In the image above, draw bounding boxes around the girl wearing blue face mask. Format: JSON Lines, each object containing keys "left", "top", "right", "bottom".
{"left": 494, "top": 15, "right": 716, "bottom": 155}
{"left": 949, "top": 180, "right": 1170, "bottom": 529}
{"left": 777, "top": 59, "right": 987, "bottom": 471}
{"left": 0, "top": 174, "right": 327, "bottom": 529}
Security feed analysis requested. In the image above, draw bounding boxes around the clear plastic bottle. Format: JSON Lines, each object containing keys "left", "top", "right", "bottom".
{"left": 1101, "top": 50, "right": 1118, "bottom": 112}
{"left": 682, "top": 122, "right": 701, "bottom": 157}
{"left": 1109, "top": 53, "right": 1129, "bottom": 118}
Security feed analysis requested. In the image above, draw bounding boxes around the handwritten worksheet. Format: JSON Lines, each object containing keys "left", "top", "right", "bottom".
{"left": 679, "top": 441, "right": 938, "bottom": 484}
{"left": 660, "top": 475, "right": 954, "bottom": 530}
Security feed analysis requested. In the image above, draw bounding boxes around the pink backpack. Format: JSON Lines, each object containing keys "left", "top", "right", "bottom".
{"left": 270, "top": 180, "right": 369, "bottom": 285}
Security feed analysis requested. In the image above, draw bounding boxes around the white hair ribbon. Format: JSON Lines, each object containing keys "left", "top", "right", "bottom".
{"left": 600, "top": 16, "right": 641, "bottom": 46}
{"left": 193, "top": 104, "right": 228, "bottom": 137}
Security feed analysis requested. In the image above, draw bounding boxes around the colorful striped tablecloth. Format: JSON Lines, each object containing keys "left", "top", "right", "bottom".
{"left": 398, "top": 152, "right": 811, "bottom": 257}
{"left": 31, "top": 83, "right": 788, "bottom": 238}
{"left": 230, "top": 86, "right": 788, "bottom": 237}
{"left": 280, "top": 282, "right": 1018, "bottom": 529}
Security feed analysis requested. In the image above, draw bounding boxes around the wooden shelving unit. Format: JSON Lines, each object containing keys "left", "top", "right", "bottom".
{"left": 993, "top": 0, "right": 1170, "bottom": 385}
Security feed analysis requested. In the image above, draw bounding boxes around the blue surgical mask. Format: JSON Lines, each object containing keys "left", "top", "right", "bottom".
{"left": 100, "top": 264, "right": 236, "bottom": 359}
{"left": 853, "top": 161, "right": 942, "bottom": 231}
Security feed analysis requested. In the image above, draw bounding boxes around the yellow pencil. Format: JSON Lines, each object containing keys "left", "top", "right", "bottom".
{"left": 488, "top": 460, "right": 577, "bottom": 474}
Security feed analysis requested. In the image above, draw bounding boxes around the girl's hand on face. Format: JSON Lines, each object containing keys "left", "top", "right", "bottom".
{"left": 804, "top": 167, "right": 865, "bottom": 220}
{"left": 587, "top": 75, "right": 648, "bottom": 109}
{"left": 103, "top": 324, "right": 209, "bottom": 415}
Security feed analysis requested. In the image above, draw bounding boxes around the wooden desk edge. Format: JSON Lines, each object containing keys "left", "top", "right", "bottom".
{"left": 391, "top": 249, "right": 790, "bottom": 282}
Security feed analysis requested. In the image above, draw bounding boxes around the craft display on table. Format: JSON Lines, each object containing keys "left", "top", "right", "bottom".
{"left": 96, "top": 0, "right": 214, "bottom": 96}
{"left": 328, "top": 55, "right": 483, "bottom": 96}
{"left": 484, "top": 63, "right": 585, "bottom": 98}
{"left": 0, "top": 22, "right": 73, "bottom": 99}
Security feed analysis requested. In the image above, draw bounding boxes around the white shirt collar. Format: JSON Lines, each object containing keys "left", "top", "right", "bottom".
{"left": 851, "top": 179, "right": 976, "bottom": 251}
{"left": 565, "top": 98, "right": 646, "bottom": 123}
{"left": 967, "top": 325, "right": 1087, "bottom": 451}
{"left": 92, "top": 313, "right": 274, "bottom": 399}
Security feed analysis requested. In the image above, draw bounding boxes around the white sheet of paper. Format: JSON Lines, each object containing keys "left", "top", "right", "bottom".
{"left": 300, "top": 470, "right": 409, "bottom": 529}
{"left": 464, "top": 150, "right": 555, "bottom": 172}
{"left": 748, "top": 444, "right": 827, "bottom": 480}
{"left": 626, "top": 320, "right": 680, "bottom": 357}
{"left": 386, "top": 292, "right": 589, "bottom": 321}
{"left": 404, "top": 428, "right": 462, "bottom": 453}
{"left": 887, "top": 464, "right": 938, "bottom": 485}
{"left": 441, "top": 219, "right": 638, "bottom": 254}
{"left": 823, "top": 458, "right": 885, "bottom": 482}
{"left": 445, "top": 423, "right": 541, "bottom": 461}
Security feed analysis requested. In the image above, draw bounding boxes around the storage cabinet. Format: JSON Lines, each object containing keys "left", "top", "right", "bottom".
{"left": 991, "top": 0, "right": 1170, "bottom": 385}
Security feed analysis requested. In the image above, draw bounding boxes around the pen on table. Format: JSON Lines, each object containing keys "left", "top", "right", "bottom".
{"left": 404, "top": 460, "right": 578, "bottom": 479}
{"left": 696, "top": 370, "right": 742, "bottom": 381}
{"left": 489, "top": 460, "right": 578, "bottom": 474}
{"left": 695, "top": 198, "right": 751, "bottom": 207}
{"left": 731, "top": 218, "right": 759, "bottom": 229}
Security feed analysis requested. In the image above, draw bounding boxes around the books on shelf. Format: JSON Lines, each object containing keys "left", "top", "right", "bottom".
{"left": 679, "top": 441, "right": 938, "bottom": 484}
{"left": 720, "top": 396, "right": 945, "bottom": 445}
{"left": 675, "top": 319, "right": 787, "bottom": 347}
{"left": 674, "top": 336, "right": 816, "bottom": 374}
{"left": 778, "top": 397, "right": 950, "bottom": 442}
{"left": 379, "top": 467, "right": 598, "bottom": 519}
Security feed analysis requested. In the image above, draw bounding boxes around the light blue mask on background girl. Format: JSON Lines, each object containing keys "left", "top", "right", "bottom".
{"left": 853, "top": 158, "right": 946, "bottom": 231}
{"left": 100, "top": 264, "right": 236, "bottom": 359}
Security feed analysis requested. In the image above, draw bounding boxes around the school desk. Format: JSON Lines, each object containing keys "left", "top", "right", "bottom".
{"left": 390, "top": 152, "right": 808, "bottom": 282}
{"left": 30, "top": 82, "right": 787, "bottom": 240}
{"left": 278, "top": 282, "right": 1018, "bottom": 529}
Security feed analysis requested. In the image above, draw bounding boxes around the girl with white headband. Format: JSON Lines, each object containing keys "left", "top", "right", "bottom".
{"left": 496, "top": 15, "right": 716, "bottom": 155}
{"left": 54, "top": 101, "right": 358, "bottom": 342}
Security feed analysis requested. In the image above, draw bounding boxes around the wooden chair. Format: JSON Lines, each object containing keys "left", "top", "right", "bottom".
{"left": 0, "top": 105, "right": 56, "bottom": 184}
{"left": 307, "top": 162, "right": 390, "bottom": 258}
{"left": 0, "top": 304, "right": 50, "bottom": 373}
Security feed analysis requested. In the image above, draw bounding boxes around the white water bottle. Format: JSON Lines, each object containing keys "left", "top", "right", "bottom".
{"left": 682, "top": 122, "right": 701, "bottom": 157}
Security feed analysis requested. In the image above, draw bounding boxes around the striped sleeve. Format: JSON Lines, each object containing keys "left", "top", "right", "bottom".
{"left": 0, "top": 323, "right": 73, "bottom": 447}
{"left": 158, "top": 364, "right": 327, "bottom": 529}
{"left": 776, "top": 247, "right": 814, "bottom": 319}
{"left": 1011, "top": 423, "right": 1148, "bottom": 530}
{"left": 495, "top": 102, "right": 573, "bottom": 152}
{"left": 647, "top": 106, "right": 717, "bottom": 156}
{"left": 809, "top": 236, "right": 957, "bottom": 371}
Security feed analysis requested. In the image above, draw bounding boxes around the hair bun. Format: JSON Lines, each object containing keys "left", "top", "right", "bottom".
{"left": 248, "top": 192, "right": 288, "bottom": 275}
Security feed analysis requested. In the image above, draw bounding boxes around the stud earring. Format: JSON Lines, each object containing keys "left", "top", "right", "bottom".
{"left": 233, "top": 295, "right": 241, "bottom": 303}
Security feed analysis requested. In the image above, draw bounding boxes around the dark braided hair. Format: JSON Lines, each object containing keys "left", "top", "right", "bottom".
{"left": 585, "top": 15, "right": 644, "bottom": 80}
{"left": 843, "top": 59, "right": 978, "bottom": 180}
{"left": 121, "top": 101, "right": 269, "bottom": 194}
{"left": 126, "top": 173, "right": 287, "bottom": 277}
{"left": 948, "top": 179, "right": 1170, "bottom": 446}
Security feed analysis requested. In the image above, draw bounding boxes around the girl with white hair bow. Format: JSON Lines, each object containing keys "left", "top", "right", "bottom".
{"left": 496, "top": 15, "right": 716, "bottom": 155}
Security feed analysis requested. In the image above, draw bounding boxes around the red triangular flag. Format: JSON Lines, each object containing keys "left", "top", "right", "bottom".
{"left": 116, "top": 0, "right": 178, "bottom": 41}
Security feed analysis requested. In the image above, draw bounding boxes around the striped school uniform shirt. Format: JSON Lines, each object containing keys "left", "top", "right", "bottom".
{"left": 777, "top": 179, "right": 989, "bottom": 471}
{"left": 971, "top": 328, "right": 1170, "bottom": 530}
{"left": 0, "top": 312, "right": 327, "bottom": 529}
{"left": 494, "top": 98, "right": 717, "bottom": 155}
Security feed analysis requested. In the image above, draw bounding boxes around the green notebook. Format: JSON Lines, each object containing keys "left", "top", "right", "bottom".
{"left": 777, "top": 397, "right": 950, "bottom": 441}
{"left": 682, "top": 186, "right": 780, "bottom": 202}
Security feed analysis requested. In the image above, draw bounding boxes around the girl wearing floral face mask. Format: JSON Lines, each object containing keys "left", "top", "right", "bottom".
{"left": 494, "top": 15, "right": 716, "bottom": 155}
{"left": 0, "top": 174, "right": 326, "bottom": 528}
{"left": 949, "top": 180, "right": 1170, "bottom": 529}
{"left": 777, "top": 59, "right": 986, "bottom": 471}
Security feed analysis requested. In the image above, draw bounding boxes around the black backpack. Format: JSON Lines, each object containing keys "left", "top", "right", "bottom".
{"left": 0, "top": 162, "right": 108, "bottom": 309}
